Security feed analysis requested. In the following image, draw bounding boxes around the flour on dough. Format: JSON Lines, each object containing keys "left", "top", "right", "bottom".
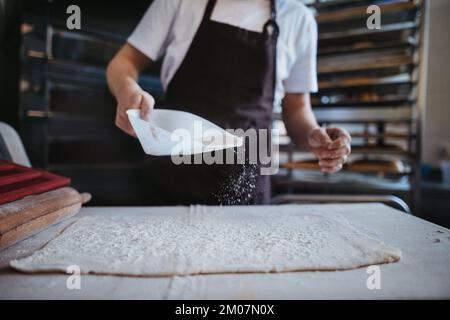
{"left": 10, "top": 206, "right": 401, "bottom": 276}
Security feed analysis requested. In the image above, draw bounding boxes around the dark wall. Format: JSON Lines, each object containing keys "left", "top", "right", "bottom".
{"left": 0, "top": 0, "right": 21, "bottom": 128}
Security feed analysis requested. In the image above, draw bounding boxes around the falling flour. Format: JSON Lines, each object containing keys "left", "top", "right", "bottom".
{"left": 213, "top": 148, "right": 260, "bottom": 205}
{"left": 10, "top": 206, "right": 401, "bottom": 276}
{"left": 214, "top": 163, "right": 258, "bottom": 205}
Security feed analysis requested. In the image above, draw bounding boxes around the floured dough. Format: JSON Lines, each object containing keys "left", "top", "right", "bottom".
{"left": 10, "top": 206, "right": 401, "bottom": 276}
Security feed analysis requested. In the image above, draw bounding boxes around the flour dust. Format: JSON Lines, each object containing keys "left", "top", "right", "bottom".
{"left": 213, "top": 149, "right": 259, "bottom": 205}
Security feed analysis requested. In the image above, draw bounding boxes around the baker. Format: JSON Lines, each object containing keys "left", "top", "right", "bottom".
{"left": 106, "top": 0, "right": 351, "bottom": 205}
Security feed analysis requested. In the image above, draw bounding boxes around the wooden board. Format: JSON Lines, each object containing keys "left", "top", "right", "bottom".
{"left": 0, "top": 187, "right": 90, "bottom": 249}
{"left": 0, "top": 187, "right": 82, "bottom": 234}
{"left": 0, "top": 203, "right": 81, "bottom": 249}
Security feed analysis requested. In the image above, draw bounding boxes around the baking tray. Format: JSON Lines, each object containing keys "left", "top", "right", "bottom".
{"left": 0, "top": 160, "right": 70, "bottom": 205}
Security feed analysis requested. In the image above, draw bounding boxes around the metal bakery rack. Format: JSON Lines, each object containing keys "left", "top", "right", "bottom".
{"left": 18, "top": 0, "right": 163, "bottom": 205}
{"left": 272, "top": 0, "right": 424, "bottom": 211}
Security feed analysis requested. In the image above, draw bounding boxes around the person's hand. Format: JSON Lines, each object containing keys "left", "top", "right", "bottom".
{"left": 308, "top": 127, "right": 351, "bottom": 173}
{"left": 114, "top": 83, "right": 155, "bottom": 137}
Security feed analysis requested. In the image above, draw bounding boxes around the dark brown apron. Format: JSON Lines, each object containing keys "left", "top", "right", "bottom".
{"left": 143, "top": 0, "right": 279, "bottom": 205}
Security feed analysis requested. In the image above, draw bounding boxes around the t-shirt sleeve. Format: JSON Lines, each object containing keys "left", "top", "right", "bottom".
{"left": 127, "top": 0, "right": 180, "bottom": 61}
{"left": 283, "top": 10, "right": 318, "bottom": 93}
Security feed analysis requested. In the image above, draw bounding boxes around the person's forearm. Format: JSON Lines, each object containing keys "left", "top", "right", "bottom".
{"left": 282, "top": 93, "right": 320, "bottom": 150}
{"left": 107, "top": 44, "right": 152, "bottom": 99}
{"left": 106, "top": 57, "right": 141, "bottom": 99}
{"left": 107, "top": 44, "right": 154, "bottom": 134}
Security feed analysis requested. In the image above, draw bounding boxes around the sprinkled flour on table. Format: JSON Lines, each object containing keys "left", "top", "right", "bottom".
{"left": 10, "top": 206, "right": 401, "bottom": 276}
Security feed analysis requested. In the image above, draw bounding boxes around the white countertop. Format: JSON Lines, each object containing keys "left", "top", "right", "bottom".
{"left": 0, "top": 203, "right": 449, "bottom": 299}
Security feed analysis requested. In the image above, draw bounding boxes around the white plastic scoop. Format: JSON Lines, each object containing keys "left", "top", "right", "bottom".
{"left": 127, "top": 109, "right": 243, "bottom": 156}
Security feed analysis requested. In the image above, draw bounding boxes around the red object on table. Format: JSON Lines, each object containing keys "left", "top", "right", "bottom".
{"left": 0, "top": 160, "right": 70, "bottom": 205}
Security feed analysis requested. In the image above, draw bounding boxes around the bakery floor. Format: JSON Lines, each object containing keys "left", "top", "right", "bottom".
{"left": 1, "top": 204, "right": 449, "bottom": 299}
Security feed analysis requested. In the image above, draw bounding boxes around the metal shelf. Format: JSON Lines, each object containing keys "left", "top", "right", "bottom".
{"left": 273, "top": 170, "right": 412, "bottom": 193}
{"left": 318, "top": 73, "right": 413, "bottom": 89}
{"left": 318, "top": 53, "right": 414, "bottom": 74}
{"left": 318, "top": 40, "right": 418, "bottom": 56}
{"left": 277, "top": 143, "right": 413, "bottom": 156}
{"left": 273, "top": 106, "right": 413, "bottom": 123}
{"left": 319, "top": 21, "right": 418, "bottom": 41}
{"left": 316, "top": 1, "right": 419, "bottom": 23}
{"left": 281, "top": 160, "right": 411, "bottom": 175}
{"left": 310, "top": 0, "right": 371, "bottom": 10}
{"left": 312, "top": 99, "right": 415, "bottom": 107}
{"left": 349, "top": 132, "right": 416, "bottom": 139}
{"left": 313, "top": 106, "right": 413, "bottom": 123}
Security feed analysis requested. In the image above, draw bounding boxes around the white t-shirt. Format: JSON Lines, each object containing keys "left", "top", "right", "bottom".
{"left": 128, "top": 0, "right": 318, "bottom": 109}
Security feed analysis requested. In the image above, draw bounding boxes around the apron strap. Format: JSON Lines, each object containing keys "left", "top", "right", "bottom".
{"left": 270, "top": 0, "right": 277, "bottom": 20}
{"left": 202, "top": 0, "right": 278, "bottom": 34}
{"left": 264, "top": 0, "right": 279, "bottom": 37}
{"left": 202, "top": 0, "right": 217, "bottom": 23}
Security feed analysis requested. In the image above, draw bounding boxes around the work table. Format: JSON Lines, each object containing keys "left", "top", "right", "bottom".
{"left": 0, "top": 203, "right": 449, "bottom": 299}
